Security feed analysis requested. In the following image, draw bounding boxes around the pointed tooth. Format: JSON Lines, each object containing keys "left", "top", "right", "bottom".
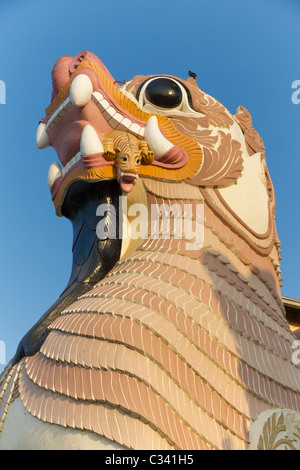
{"left": 144, "top": 115, "right": 173, "bottom": 158}
{"left": 47, "top": 162, "right": 62, "bottom": 189}
{"left": 80, "top": 125, "right": 104, "bottom": 156}
{"left": 69, "top": 74, "right": 93, "bottom": 107}
{"left": 36, "top": 122, "right": 50, "bottom": 149}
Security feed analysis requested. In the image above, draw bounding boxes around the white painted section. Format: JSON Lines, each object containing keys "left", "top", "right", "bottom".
{"left": 0, "top": 398, "right": 125, "bottom": 450}
{"left": 218, "top": 152, "right": 269, "bottom": 234}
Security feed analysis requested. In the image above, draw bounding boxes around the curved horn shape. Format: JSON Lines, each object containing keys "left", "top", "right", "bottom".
{"left": 80, "top": 124, "right": 104, "bottom": 156}
{"left": 47, "top": 162, "right": 62, "bottom": 189}
{"left": 36, "top": 122, "right": 50, "bottom": 149}
{"left": 144, "top": 115, "right": 174, "bottom": 158}
{"left": 69, "top": 74, "right": 93, "bottom": 107}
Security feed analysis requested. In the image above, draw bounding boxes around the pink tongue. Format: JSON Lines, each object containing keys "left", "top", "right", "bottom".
{"left": 120, "top": 176, "right": 135, "bottom": 193}
{"left": 121, "top": 181, "right": 135, "bottom": 193}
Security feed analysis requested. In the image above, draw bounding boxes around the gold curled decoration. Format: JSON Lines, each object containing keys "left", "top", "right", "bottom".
{"left": 257, "top": 411, "right": 300, "bottom": 450}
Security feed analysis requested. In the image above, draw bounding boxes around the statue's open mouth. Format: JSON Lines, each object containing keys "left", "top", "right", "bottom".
{"left": 36, "top": 52, "right": 200, "bottom": 215}
{"left": 118, "top": 171, "right": 138, "bottom": 193}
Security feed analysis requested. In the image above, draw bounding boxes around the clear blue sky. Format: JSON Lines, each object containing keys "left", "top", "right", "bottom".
{"left": 0, "top": 0, "right": 299, "bottom": 372}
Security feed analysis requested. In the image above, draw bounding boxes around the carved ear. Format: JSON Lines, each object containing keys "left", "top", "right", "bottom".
{"left": 103, "top": 150, "right": 116, "bottom": 161}
{"left": 139, "top": 140, "right": 154, "bottom": 165}
{"left": 102, "top": 137, "right": 116, "bottom": 161}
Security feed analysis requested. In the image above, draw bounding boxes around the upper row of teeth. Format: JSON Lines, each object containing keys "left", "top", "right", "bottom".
{"left": 92, "top": 92, "right": 145, "bottom": 137}
{"left": 46, "top": 93, "right": 145, "bottom": 137}
{"left": 120, "top": 172, "right": 138, "bottom": 180}
{"left": 46, "top": 71, "right": 145, "bottom": 138}
{"left": 36, "top": 73, "right": 175, "bottom": 190}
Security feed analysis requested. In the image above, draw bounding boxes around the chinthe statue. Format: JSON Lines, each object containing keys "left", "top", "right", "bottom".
{"left": 0, "top": 50, "right": 299, "bottom": 450}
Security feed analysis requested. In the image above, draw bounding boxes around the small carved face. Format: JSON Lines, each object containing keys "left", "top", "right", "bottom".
{"left": 103, "top": 130, "right": 154, "bottom": 193}
{"left": 114, "top": 150, "right": 141, "bottom": 193}
{"left": 116, "top": 151, "right": 142, "bottom": 176}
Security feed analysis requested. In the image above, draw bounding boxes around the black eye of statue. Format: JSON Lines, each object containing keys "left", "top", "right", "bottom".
{"left": 144, "top": 78, "right": 183, "bottom": 108}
